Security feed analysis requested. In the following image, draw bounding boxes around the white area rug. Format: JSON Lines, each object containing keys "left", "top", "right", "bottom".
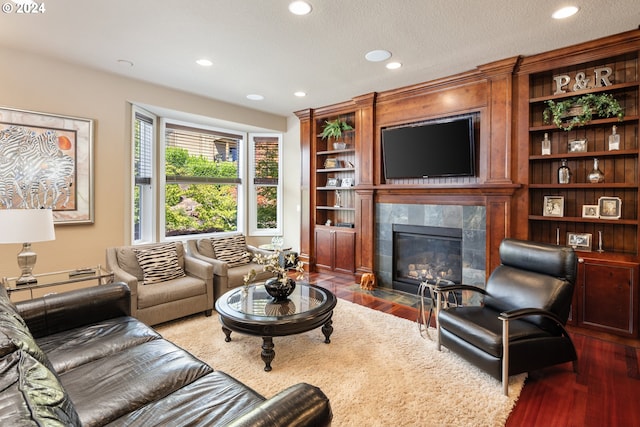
{"left": 156, "top": 299, "right": 525, "bottom": 427}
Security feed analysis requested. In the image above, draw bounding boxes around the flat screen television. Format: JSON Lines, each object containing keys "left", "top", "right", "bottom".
{"left": 381, "top": 115, "right": 476, "bottom": 179}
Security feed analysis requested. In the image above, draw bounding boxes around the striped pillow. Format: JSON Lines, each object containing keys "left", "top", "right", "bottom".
{"left": 133, "top": 243, "right": 186, "bottom": 285}
{"left": 211, "top": 235, "right": 251, "bottom": 268}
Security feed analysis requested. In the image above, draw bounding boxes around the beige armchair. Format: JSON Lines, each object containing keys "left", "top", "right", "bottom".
{"left": 186, "top": 234, "right": 272, "bottom": 301}
{"left": 105, "top": 241, "right": 213, "bottom": 326}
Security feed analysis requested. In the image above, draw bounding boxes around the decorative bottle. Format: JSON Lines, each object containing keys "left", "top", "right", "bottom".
{"left": 587, "top": 158, "right": 604, "bottom": 183}
{"left": 557, "top": 159, "right": 571, "bottom": 184}
{"left": 541, "top": 133, "right": 551, "bottom": 155}
{"left": 608, "top": 125, "right": 620, "bottom": 150}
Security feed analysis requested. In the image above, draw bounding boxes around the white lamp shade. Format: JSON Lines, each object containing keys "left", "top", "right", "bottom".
{"left": 0, "top": 209, "right": 56, "bottom": 244}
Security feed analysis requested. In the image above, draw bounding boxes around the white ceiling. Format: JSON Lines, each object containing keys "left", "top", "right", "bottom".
{"left": 2, "top": 0, "right": 639, "bottom": 117}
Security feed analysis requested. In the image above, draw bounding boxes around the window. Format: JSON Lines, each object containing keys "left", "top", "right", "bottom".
{"left": 132, "top": 108, "right": 155, "bottom": 243}
{"left": 249, "top": 134, "right": 282, "bottom": 235}
{"left": 163, "top": 121, "right": 243, "bottom": 238}
{"left": 131, "top": 106, "right": 282, "bottom": 242}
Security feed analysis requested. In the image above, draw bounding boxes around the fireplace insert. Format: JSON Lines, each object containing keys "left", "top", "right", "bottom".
{"left": 392, "top": 224, "right": 462, "bottom": 294}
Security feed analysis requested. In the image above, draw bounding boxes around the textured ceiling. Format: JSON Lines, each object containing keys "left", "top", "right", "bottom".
{"left": 1, "top": 0, "right": 639, "bottom": 117}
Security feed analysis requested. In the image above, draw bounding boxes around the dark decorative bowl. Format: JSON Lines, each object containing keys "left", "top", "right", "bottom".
{"left": 264, "top": 277, "right": 296, "bottom": 301}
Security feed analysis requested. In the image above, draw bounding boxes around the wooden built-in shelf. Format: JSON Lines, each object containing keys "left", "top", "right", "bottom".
{"left": 528, "top": 215, "right": 637, "bottom": 225}
{"left": 316, "top": 206, "right": 355, "bottom": 211}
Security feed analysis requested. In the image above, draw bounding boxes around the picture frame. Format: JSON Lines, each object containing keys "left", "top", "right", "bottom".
{"left": 0, "top": 107, "right": 94, "bottom": 224}
{"left": 598, "top": 196, "right": 622, "bottom": 220}
{"left": 340, "top": 177, "right": 354, "bottom": 187}
{"left": 324, "top": 157, "right": 338, "bottom": 169}
{"left": 543, "top": 195, "right": 564, "bottom": 217}
{"left": 326, "top": 177, "right": 340, "bottom": 187}
{"left": 582, "top": 205, "right": 599, "bottom": 218}
{"left": 567, "top": 232, "right": 592, "bottom": 251}
{"left": 568, "top": 139, "right": 588, "bottom": 153}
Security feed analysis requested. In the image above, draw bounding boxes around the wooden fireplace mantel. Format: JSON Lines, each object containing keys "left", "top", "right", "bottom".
{"left": 374, "top": 183, "right": 521, "bottom": 200}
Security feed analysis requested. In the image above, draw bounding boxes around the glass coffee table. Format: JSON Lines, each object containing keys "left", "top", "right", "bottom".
{"left": 215, "top": 282, "right": 337, "bottom": 371}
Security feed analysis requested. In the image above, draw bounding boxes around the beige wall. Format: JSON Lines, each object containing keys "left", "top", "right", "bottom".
{"left": 0, "top": 46, "right": 302, "bottom": 278}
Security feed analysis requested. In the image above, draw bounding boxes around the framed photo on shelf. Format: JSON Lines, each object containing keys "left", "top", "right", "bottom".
{"left": 598, "top": 196, "right": 622, "bottom": 219}
{"left": 543, "top": 196, "right": 564, "bottom": 217}
{"left": 567, "top": 232, "right": 592, "bottom": 251}
{"left": 568, "top": 139, "right": 588, "bottom": 153}
{"left": 340, "top": 177, "right": 354, "bottom": 187}
{"left": 582, "top": 205, "right": 599, "bottom": 218}
{"left": 324, "top": 158, "right": 338, "bottom": 169}
{"left": 326, "top": 177, "right": 340, "bottom": 187}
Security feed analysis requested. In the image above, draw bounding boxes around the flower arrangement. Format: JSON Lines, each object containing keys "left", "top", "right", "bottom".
{"left": 243, "top": 250, "right": 305, "bottom": 287}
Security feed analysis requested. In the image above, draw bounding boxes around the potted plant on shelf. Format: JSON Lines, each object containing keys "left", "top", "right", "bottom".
{"left": 321, "top": 119, "right": 353, "bottom": 149}
{"left": 543, "top": 93, "right": 624, "bottom": 131}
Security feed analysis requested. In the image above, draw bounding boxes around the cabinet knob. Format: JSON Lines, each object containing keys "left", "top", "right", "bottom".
{"left": 578, "top": 258, "right": 584, "bottom": 263}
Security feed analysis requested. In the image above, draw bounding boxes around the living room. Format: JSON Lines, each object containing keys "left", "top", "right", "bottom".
{"left": 0, "top": 1, "right": 637, "bottom": 283}
{"left": 1, "top": 1, "right": 640, "bottom": 426}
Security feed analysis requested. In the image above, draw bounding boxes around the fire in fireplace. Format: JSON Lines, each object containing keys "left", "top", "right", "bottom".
{"left": 392, "top": 224, "right": 462, "bottom": 294}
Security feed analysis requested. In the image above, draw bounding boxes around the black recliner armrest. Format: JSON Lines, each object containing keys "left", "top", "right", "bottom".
{"left": 499, "top": 307, "right": 571, "bottom": 336}
{"left": 500, "top": 307, "right": 563, "bottom": 323}
{"left": 15, "top": 282, "right": 131, "bottom": 338}
{"left": 434, "top": 282, "right": 488, "bottom": 295}
{"left": 227, "top": 383, "right": 332, "bottom": 427}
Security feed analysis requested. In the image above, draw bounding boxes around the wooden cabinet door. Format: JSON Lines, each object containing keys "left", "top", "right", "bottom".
{"left": 577, "top": 257, "right": 639, "bottom": 337}
{"left": 314, "top": 228, "right": 334, "bottom": 271}
{"left": 334, "top": 229, "right": 355, "bottom": 274}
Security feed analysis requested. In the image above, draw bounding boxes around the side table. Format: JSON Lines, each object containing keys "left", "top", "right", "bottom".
{"left": 2, "top": 265, "right": 114, "bottom": 301}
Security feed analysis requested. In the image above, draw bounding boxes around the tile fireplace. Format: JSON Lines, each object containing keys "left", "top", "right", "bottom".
{"left": 376, "top": 203, "right": 486, "bottom": 296}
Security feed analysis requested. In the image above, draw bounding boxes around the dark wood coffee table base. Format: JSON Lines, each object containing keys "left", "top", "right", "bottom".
{"left": 222, "top": 318, "right": 333, "bottom": 371}
{"left": 215, "top": 283, "right": 337, "bottom": 372}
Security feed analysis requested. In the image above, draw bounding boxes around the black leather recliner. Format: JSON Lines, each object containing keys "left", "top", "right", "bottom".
{"left": 435, "top": 238, "right": 578, "bottom": 395}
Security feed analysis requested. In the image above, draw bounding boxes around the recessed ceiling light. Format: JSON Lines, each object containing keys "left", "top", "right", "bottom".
{"left": 552, "top": 6, "right": 579, "bottom": 19}
{"left": 365, "top": 49, "right": 392, "bottom": 62}
{"left": 386, "top": 62, "right": 402, "bottom": 70}
{"left": 294, "top": 91, "right": 307, "bottom": 97}
{"left": 289, "top": 1, "right": 312, "bottom": 15}
{"left": 247, "top": 94, "right": 264, "bottom": 101}
{"left": 196, "top": 59, "right": 213, "bottom": 67}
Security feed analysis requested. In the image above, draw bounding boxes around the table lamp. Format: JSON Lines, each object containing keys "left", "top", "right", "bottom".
{"left": 0, "top": 209, "right": 56, "bottom": 285}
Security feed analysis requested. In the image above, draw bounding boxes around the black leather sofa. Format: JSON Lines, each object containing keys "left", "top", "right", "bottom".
{"left": 0, "top": 282, "right": 332, "bottom": 426}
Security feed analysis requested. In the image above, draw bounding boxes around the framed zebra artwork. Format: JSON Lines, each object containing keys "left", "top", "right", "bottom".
{"left": 0, "top": 107, "right": 94, "bottom": 224}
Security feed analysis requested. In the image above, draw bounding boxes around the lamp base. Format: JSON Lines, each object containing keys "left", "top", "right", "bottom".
{"left": 16, "top": 276, "right": 38, "bottom": 286}
{"left": 16, "top": 242, "right": 38, "bottom": 286}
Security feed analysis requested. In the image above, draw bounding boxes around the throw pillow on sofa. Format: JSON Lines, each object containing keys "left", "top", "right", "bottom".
{"left": 211, "top": 235, "right": 251, "bottom": 267}
{"left": 133, "top": 242, "right": 186, "bottom": 285}
{"left": 0, "top": 312, "right": 56, "bottom": 373}
{"left": 0, "top": 349, "right": 81, "bottom": 426}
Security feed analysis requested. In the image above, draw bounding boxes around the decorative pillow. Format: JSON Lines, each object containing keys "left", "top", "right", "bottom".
{"left": 132, "top": 243, "right": 186, "bottom": 285}
{"left": 0, "top": 312, "right": 55, "bottom": 373}
{"left": 0, "top": 350, "right": 81, "bottom": 426}
{"left": 211, "top": 235, "right": 251, "bottom": 268}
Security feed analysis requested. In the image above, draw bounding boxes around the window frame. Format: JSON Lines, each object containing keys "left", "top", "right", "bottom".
{"left": 248, "top": 133, "right": 283, "bottom": 236}
{"left": 131, "top": 106, "right": 156, "bottom": 244}
{"left": 160, "top": 118, "right": 247, "bottom": 241}
{"left": 130, "top": 105, "right": 283, "bottom": 243}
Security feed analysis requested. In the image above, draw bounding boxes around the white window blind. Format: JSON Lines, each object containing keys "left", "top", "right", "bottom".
{"left": 135, "top": 112, "right": 153, "bottom": 185}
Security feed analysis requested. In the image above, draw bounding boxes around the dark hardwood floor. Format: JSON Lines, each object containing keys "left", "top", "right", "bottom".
{"left": 307, "top": 272, "right": 640, "bottom": 427}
